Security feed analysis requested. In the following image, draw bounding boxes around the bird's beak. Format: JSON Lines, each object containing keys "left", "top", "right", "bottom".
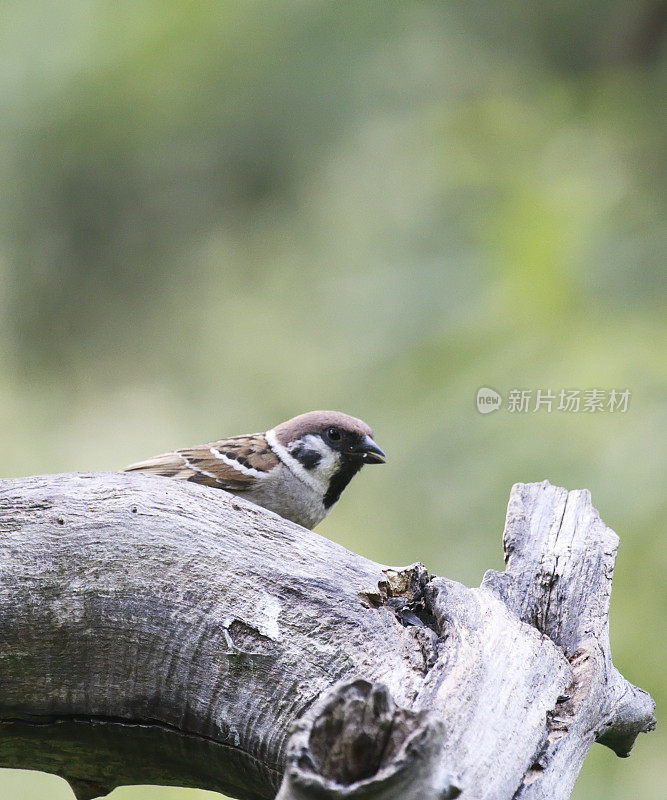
{"left": 357, "top": 435, "right": 386, "bottom": 465}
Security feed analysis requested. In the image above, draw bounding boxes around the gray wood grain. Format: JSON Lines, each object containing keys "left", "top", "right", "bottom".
{"left": 0, "top": 474, "right": 655, "bottom": 800}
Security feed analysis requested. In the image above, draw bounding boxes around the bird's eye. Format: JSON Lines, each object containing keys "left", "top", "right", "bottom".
{"left": 326, "top": 427, "right": 342, "bottom": 442}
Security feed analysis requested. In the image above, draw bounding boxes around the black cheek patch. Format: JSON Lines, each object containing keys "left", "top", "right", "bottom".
{"left": 290, "top": 443, "right": 304, "bottom": 461}
{"left": 299, "top": 449, "right": 322, "bottom": 470}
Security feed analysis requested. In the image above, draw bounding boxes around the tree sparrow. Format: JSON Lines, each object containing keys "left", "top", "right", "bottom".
{"left": 123, "top": 410, "right": 386, "bottom": 529}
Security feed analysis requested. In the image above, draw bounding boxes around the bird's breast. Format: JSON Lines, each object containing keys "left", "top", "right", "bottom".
{"left": 240, "top": 462, "right": 328, "bottom": 529}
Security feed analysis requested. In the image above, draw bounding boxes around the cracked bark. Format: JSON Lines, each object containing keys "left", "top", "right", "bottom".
{"left": 0, "top": 474, "right": 655, "bottom": 800}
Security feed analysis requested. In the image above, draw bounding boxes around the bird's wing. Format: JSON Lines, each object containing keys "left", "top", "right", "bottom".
{"left": 123, "top": 434, "right": 280, "bottom": 491}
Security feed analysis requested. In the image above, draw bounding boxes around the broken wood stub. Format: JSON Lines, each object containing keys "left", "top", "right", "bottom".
{"left": 276, "top": 678, "right": 460, "bottom": 800}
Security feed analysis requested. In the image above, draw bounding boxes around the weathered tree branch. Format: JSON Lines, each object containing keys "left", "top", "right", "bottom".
{"left": 0, "top": 474, "right": 655, "bottom": 800}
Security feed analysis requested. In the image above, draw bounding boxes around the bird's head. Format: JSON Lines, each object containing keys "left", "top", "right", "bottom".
{"left": 268, "top": 410, "right": 386, "bottom": 508}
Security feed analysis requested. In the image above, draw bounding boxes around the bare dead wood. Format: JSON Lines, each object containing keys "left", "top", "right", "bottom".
{"left": 0, "top": 474, "right": 655, "bottom": 800}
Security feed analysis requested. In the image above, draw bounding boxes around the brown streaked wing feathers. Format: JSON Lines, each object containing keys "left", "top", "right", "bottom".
{"left": 123, "top": 433, "right": 279, "bottom": 492}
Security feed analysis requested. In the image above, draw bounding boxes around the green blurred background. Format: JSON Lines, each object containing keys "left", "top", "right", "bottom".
{"left": 0, "top": 1, "right": 664, "bottom": 798}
